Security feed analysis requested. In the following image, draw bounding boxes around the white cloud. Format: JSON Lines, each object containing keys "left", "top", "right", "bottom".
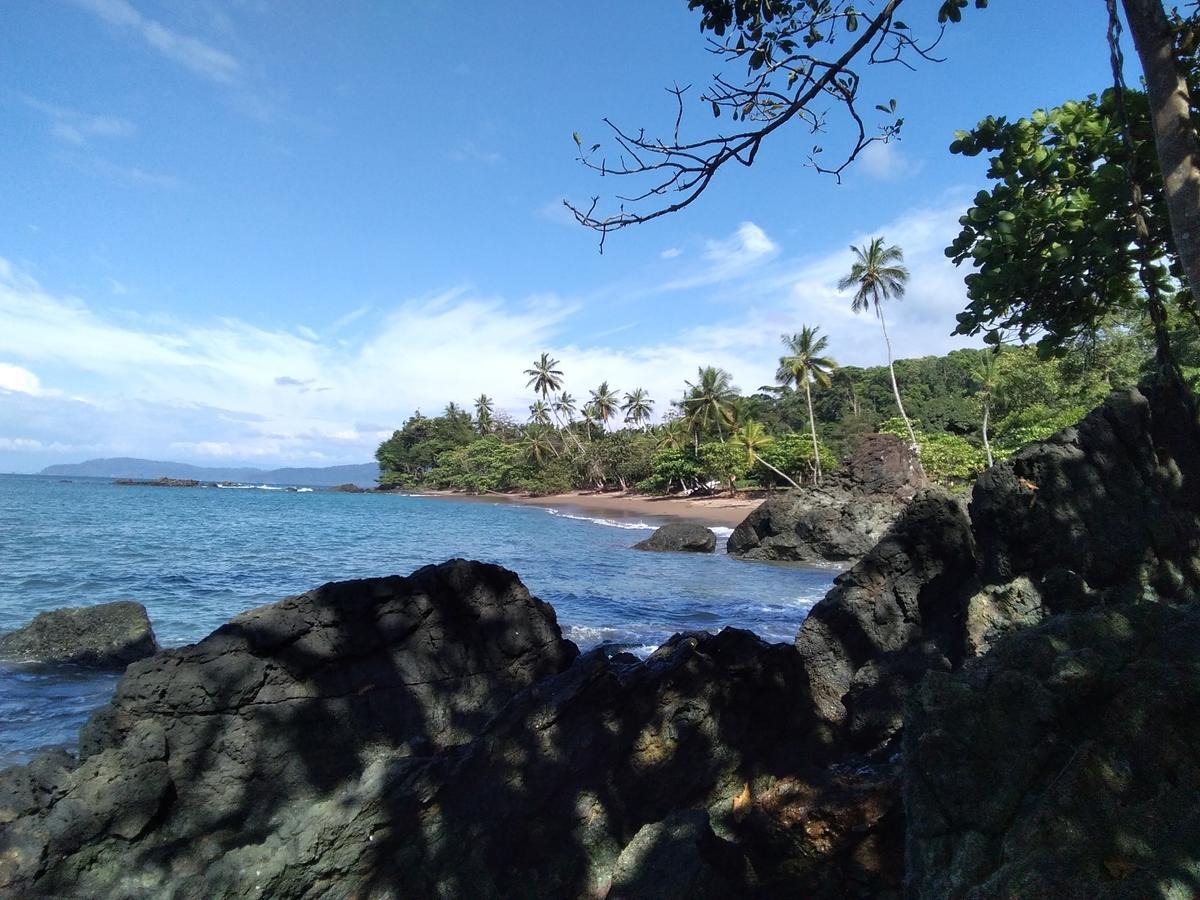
{"left": 448, "top": 141, "right": 503, "bottom": 165}
{"left": 659, "top": 247, "right": 683, "bottom": 260}
{"left": 858, "top": 141, "right": 922, "bottom": 182}
{"left": 72, "top": 0, "right": 240, "bottom": 83}
{"left": 0, "top": 363, "right": 43, "bottom": 395}
{"left": 16, "top": 93, "right": 136, "bottom": 145}
{"left": 0, "top": 199, "right": 982, "bottom": 471}
{"left": 659, "top": 221, "right": 780, "bottom": 290}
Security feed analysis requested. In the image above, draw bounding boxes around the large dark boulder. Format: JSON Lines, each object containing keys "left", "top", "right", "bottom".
{"left": 633, "top": 523, "right": 717, "bottom": 553}
{"left": 971, "top": 384, "right": 1200, "bottom": 605}
{"left": 0, "top": 560, "right": 577, "bottom": 897}
{"left": 905, "top": 602, "right": 1200, "bottom": 898}
{"left": 0, "top": 601, "right": 159, "bottom": 669}
{"left": 793, "top": 490, "right": 979, "bottom": 754}
{"left": 727, "top": 433, "right": 925, "bottom": 565}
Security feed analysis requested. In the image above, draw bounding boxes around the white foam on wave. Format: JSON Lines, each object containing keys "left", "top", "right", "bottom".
{"left": 710, "top": 526, "right": 734, "bottom": 537}
{"left": 564, "top": 624, "right": 664, "bottom": 658}
{"left": 546, "top": 510, "right": 658, "bottom": 531}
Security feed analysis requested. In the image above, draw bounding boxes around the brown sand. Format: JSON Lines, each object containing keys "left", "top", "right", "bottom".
{"left": 493, "top": 490, "right": 763, "bottom": 527}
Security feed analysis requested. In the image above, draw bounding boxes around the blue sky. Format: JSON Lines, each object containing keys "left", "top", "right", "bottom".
{"left": 1, "top": 0, "right": 1127, "bottom": 471}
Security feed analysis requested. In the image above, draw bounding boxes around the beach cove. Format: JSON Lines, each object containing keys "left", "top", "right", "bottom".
{"left": 0, "top": 474, "right": 835, "bottom": 765}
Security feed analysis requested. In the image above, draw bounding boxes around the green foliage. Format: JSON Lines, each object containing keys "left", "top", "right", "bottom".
{"left": 697, "top": 441, "right": 748, "bottom": 494}
{"left": 425, "top": 437, "right": 522, "bottom": 493}
{"left": 640, "top": 447, "right": 703, "bottom": 493}
{"left": 757, "top": 432, "right": 837, "bottom": 485}
{"left": 878, "top": 418, "right": 988, "bottom": 484}
{"left": 375, "top": 409, "right": 475, "bottom": 478}
{"left": 947, "top": 90, "right": 1179, "bottom": 353}
{"left": 993, "top": 405, "right": 1089, "bottom": 454}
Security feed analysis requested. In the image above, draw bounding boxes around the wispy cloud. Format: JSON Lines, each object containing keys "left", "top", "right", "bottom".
{"left": 658, "top": 221, "right": 780, "bottom": 291}
{"left": 72, "top": 0, "right": 240, "bottom": 83}
{"left": 16, "top": 93, "right": 135, "bottom": 145}
{"left": 0, "top": 199, "right": 981, "bottom": 470}
{"left": 858, "top": 140, "right": 922, "bottom": 182}
{"left": 448, "top": 140, "right": 503, "bottom": 165}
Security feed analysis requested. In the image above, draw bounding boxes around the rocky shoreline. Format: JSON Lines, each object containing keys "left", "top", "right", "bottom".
{"left": 2, "top": 383, "right": 1197, "bottom": 897}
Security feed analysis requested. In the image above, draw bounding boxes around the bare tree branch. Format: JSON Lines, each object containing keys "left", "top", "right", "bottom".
{"left": 565, "top": 0, "right": 959, "bottom": 251}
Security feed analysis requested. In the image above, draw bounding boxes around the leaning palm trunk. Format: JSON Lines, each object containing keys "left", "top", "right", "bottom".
{"left": 755, "top": 456, "right": 801, "bottom": 490}
{"left": 803, "top": 381, "right": 823, "bottom": 484}
{"left": 981, "top": 398, "right": 994, "bottom": 468}
{"left": 877, "top": 304, "right": 920, "bottom": 459}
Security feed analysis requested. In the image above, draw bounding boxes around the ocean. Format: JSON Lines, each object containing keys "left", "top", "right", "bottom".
{"left": 0, "top": 474, "right": 837, "bottom": 765}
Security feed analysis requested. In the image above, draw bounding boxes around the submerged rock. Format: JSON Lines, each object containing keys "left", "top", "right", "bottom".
{"left": 727, "top": 433, "right": 925, "bottom": 565}
{"left": 633, "top": 523, "right": 717, "bottom": 553}
{"left": 0, "top": 601, "right": 159, "bottom": 669}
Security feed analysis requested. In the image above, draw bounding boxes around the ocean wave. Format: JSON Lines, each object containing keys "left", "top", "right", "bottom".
{"left": 215, "top": 484, "right": 312, "bottom": 492}
{"left": 564, "top": 624, "right": 663, "bottom": 657}
{"left": 710, "top": 526, "right": 734, "bottom": 537}
{"left": 545, "top": 510, "right": 657, "bottom": 531}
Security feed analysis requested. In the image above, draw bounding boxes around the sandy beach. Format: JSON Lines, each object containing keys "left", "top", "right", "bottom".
{"left": 492, "top": 489, "right": 764, "bottom": 528}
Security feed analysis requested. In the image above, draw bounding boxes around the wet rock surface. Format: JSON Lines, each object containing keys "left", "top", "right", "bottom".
{"left": 633, "top": 523, "right": 717, "bottom": 553}
{"left": 0, "top": 601, "right": 160, "bottom": 669}
{"left": 727, "top": 433, "right": 926, "bottom": 565}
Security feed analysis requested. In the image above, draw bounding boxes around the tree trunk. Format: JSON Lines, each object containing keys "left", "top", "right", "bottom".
{"left": 877, "top": 303, "right": 922, "bottom": 463}
{"left": 804, "top": 380, "right": 823, "bottom": 483}
{"left": 756, "top": 456, "right": 801, "bottom": 490}
{"left": 1121, "top": 0, "right": 1200, "bottom": 299}
{"left": 982, "top": 398, "right": 994, "bottom": 468}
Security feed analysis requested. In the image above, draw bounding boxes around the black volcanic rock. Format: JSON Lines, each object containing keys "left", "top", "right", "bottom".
{"left": 633, "top": 523, "right": 717, "bottom": 553}
{"left": 0, "top": 601, "right": 159, "bottom": 670}
{"left": 727, "top": 433, "right": 926, "bottom": 565}
{"left": 905, "top": 602, "right": 1200, "bottom": 897}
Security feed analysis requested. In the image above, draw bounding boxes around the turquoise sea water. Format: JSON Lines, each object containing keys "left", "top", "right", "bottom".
{"left": 0, "top": 474, "right": 837, "bottom": 764}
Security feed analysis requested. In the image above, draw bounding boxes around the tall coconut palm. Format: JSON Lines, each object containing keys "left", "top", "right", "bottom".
{"left": 528, "top": 400, "right": 552, "bottom": 427}
{"left": 683, "top": 366, "right": 738, "bottom": 447}
{"left": 837, "top": 237, "right": 919, "bottom": 458}
{"left": 473, "top": 394, "right": 494, "bottom": 435}
{"left": 589, "top": 382, "right": 620, "bottom": 431}
{"left": 581, "top": 402, "right": 599, "bottom": 440}
{"left": 622, "top": 388, "right": 654, "bottom": 429}
{"left": 777, "top": 325, "right": 837, "bottom": 483}
{"left": 524, "top": 353, "right": 564, "bottom": 400}
{"left": 732, "top": 420, "right": 801, "bottom": 490}
{"left": 972, "top": 349, "right": 1001, "bottom": 468}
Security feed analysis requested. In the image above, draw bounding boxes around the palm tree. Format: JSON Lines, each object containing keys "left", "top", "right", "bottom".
{"left": 972, "top": 349, "right": 1001, "bottom": 468}
{"left": 683, "top": 366, "right": 738, "bottom": 447}
{"left": 473, "top": 394, "right": 494, "bottom": 435}
{"left": 837, "top": 237, "right": 920, "bottom": 458}
{"left": 733, "top": 420, "right": 801, "bottom": 489}
{"left": 622, "top": 388, "right": 654, "bottom": 429}
{"left": 655, "top": 417, "right": 692, "bottom": 451}
{"left": 524, "top": 353, "right": 564, "bottom": 400}
{"left": 589, "top": 382, "right": 620, "bottom": 431}
{"left": 522, "top": 426, "right": 556, "bottom": 464}
{"left": 552, "top": 391, "right": 577, "bottom": 423}
{"left": 528, "top": 400, "right": 552, "bottom": 427}
{"left": 777, "top": 325, "right": 837, "bottom": 483}
{"left": 581, "top": 402, "right": 598, "bottom": 440}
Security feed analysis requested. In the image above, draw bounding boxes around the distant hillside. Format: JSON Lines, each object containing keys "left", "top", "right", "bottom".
{"left": 40, "top": 458, "right": 379, "bottom": 487}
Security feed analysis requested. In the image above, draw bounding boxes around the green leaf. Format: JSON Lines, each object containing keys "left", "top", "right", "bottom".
{"left": 572, "top": 132, "right": 582, "bottom": 147}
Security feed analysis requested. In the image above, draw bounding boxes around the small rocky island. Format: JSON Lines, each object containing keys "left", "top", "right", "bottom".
{"left": 1, "top": 384, "right": 1197, "bottom": 897}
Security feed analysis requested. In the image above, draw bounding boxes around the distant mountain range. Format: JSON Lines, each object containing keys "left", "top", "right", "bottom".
{"left": 40, "top": 457, "right": 379, "bottom": 487}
